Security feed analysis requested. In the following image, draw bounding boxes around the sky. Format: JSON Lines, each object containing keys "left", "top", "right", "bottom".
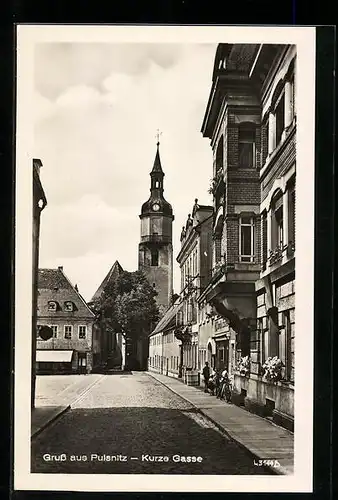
{"left": 33, "top": 42, "right": 217, "bottom": 302}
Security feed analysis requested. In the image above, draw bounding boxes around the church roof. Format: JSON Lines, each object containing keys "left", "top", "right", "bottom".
{"left": 91, "top": 260, "right": 124, "bottom": 302}
{"left": 151, "top": 144, "right": 164, "bottom": 174}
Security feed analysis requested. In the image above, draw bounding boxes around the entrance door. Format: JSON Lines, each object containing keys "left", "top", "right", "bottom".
{"left": 78, "top": 353, "right": 87, "bottom": 374}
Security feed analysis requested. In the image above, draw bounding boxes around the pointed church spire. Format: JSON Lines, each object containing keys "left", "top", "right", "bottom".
{"left": 152, "top": 130, "right": 164, "bottom": 174}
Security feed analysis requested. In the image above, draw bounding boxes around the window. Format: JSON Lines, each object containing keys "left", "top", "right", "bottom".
{"left": 239, "top": 127, "right": 256, "bottom": 168}
{"left": 239, "top": 216, "right": 255, "bottom": 262}
{"left": 262, "top": 211, "right": 268, "bottom": 270}
{"left": 278, "top": 310, "right": 294, "bottom": 382}
{"left": 64, "top": 325, "right": 72, "bottom": 339}
{"left": 155, "top": 180, "right": 160, "bottom": 188}
{"left": 272, "top": 193, "right": 284, "bottom": 251}
{"left": 151, "top": 249, "right": 159, "bottom": 266}
{"left": 50, "top": 325, "right": 58, "bottom": 338}
{"left": 65, "top": 301, "right": 74, "bottom": 312}
{"left": 78, "top": 325, "right": 87, "bottom": 339}
{"left": 288, "top": 182, "right": 296, "bottom": 249}
{"left": 275, "top": 93, "right": 285, "bottom": 146}
{"left": 48, "top": 301, "right": 57, "bottom": 312}
{"left": 215, "top": 136, "right": 224, "bottom": 173}
{"left": 290, "top": 75, "right": 296, "bottom": 120}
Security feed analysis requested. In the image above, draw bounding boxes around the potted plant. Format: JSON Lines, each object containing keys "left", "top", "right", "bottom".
{"left": 237, "top": 356, "right": 250, "bottom": 377}
{"left": 262, "top": 356, "right": 284, "bottom": 382}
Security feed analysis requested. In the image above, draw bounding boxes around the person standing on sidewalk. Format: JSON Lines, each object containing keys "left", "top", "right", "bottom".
{"left": 202, "top": 361, "right": 210, "bottom": 393}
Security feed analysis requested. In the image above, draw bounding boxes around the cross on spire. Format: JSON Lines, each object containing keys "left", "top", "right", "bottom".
{"left": 155, "top": 129, "right": 162, "bottom": 146}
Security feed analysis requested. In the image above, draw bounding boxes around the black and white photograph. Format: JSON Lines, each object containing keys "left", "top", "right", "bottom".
{"left": 15, "top": 25, "right": 316, "bottom": 493}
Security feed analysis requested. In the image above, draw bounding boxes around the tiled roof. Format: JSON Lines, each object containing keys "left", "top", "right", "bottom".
{"left": 37, "top": 267, "right": 95, "bottom": 318}
{"left": 91, "top": 260, "right": 124, "bottom": 302}
{"left": 38, "top": 268, "right": 72, "bottom": 289}
{"left": 151, "top": 300, "right": 183, "bottom": 335}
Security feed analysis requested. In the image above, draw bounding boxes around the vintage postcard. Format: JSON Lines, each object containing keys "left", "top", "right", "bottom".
{"left": 14, "top": 25, "right": 316, "bottom": 493}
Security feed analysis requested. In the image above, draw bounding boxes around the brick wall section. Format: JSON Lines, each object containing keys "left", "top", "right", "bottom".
{"left": 255, "top": 126, "right": 262, "bottom": 170}
{"left": 261, "top": 118, "right": 269, "bottom": 166}
{"left": 224, "top": 216, "right": 239, "bottom": 264}
{"left": 227, "top": 126, "right": 239, "bottom": 168}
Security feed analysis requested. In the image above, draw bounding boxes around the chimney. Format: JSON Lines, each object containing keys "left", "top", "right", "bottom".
{"left": 58, "top": 266, "right": 63, "bottom": 271}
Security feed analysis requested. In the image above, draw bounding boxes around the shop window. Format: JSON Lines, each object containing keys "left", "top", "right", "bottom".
{"left": 239, "top": 126, "right": 256, "bottom": 168}
{"left": 151, "top": 249, "right": 159, "bottom": 266}
{"left": 239, "top": 216, "right": 255, "bottom": 262}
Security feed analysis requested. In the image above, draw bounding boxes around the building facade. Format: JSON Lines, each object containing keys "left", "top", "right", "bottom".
{"left": 32, "top": 159, "right": 47, "bottom": 407}
{"left": 201, "top": 43, "right": 296, "bottom": 431}
{"left": 176, "top": 199, "right": 213, "bottom": 384}
{"left": 138, "top": 142, "right": 174, "bottom": 316}
{"left": 36, "top": 266, "right": 99, "bottom": 374}
{"left": 148, "top": 301, "right": 182, "bottom": 378}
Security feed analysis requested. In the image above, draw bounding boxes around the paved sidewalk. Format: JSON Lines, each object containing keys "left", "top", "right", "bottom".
{"left": 148, "top": 371, "right": 294, "bottom": 475}
{"left": 31, "top": 405, "right": 70, "bottom": 439}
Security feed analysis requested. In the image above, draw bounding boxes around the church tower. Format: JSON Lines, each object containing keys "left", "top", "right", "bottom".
{"left": 138, "top": 139, "right": 174, "bottom": 316}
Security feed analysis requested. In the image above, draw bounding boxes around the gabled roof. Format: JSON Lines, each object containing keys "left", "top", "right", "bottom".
{"left": 38, "top": 267, "right": 95, "bottom": 318}
{"left": 150, "top": 300, "right": 183, "bottom": 336}
{"left": 91, "top": 260, "right": 124, "bottom": 302}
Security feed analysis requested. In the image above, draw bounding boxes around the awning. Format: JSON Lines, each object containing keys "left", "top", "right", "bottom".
{"left": 36, "top": 350, "right": 73, "bottom": 363}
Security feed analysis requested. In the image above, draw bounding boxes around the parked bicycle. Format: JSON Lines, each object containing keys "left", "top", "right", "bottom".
{"left": 217, "top": 370, "right": 232, "bottom": 403}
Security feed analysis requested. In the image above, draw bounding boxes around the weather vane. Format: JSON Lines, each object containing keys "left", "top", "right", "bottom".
{"left": 155, "top": 129, "right": 162, "bottom": 146}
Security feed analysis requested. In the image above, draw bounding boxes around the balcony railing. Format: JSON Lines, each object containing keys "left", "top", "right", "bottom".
{"left": 268, "top": 242, "right": 295, "bottom": 267}
{"left": 268, "top": 246, "right": 284, "bottom": 265}
{"left": 141, "top": 234, "right": 171, "bottom": 243}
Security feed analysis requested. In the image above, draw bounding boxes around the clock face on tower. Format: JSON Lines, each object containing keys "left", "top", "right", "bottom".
{"left": 152, "top": 203, "right": 160, "bottom": 212}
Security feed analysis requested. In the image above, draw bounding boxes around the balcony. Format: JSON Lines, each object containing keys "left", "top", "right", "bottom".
{"left": 268, "top": 246, "right": 284, "bottom": 266}
{"left": 141, "top": 234, "right": 171, "bottom": 243}
{"left": 268, "top": 242, "right": 295, "bottom": 268}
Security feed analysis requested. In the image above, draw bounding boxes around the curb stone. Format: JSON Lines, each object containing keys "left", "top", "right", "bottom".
{"left": 147, "top": 372, "right": 290, "bottom": 476}
{"left": 31, "top": 405, "right": 70, "bottom": 440}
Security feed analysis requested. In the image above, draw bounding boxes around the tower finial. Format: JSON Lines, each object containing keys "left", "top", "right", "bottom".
{"left": 155, "top": 128, "right": 162, "bottom": 147}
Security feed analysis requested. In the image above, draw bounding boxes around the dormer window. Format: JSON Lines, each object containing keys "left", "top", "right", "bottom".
{"left": 64, "top": 301, "right": 74, "bottom": 312}
{"left": 48, "top": 301, "right": 57, "bottom": 312}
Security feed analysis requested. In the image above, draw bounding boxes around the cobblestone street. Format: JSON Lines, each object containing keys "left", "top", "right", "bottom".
{"left": 31, "top": 372, "right": 270, "bottom": 475}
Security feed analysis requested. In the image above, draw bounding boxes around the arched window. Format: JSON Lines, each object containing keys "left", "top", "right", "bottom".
{"left": 238, "top": 123, "right": 256, "bottom": 168}
{"left": 155, "top": 180, "right": 160, "bottom": 188}
{"left": 215, "top": 136, "right": 224, "bottom": 173}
